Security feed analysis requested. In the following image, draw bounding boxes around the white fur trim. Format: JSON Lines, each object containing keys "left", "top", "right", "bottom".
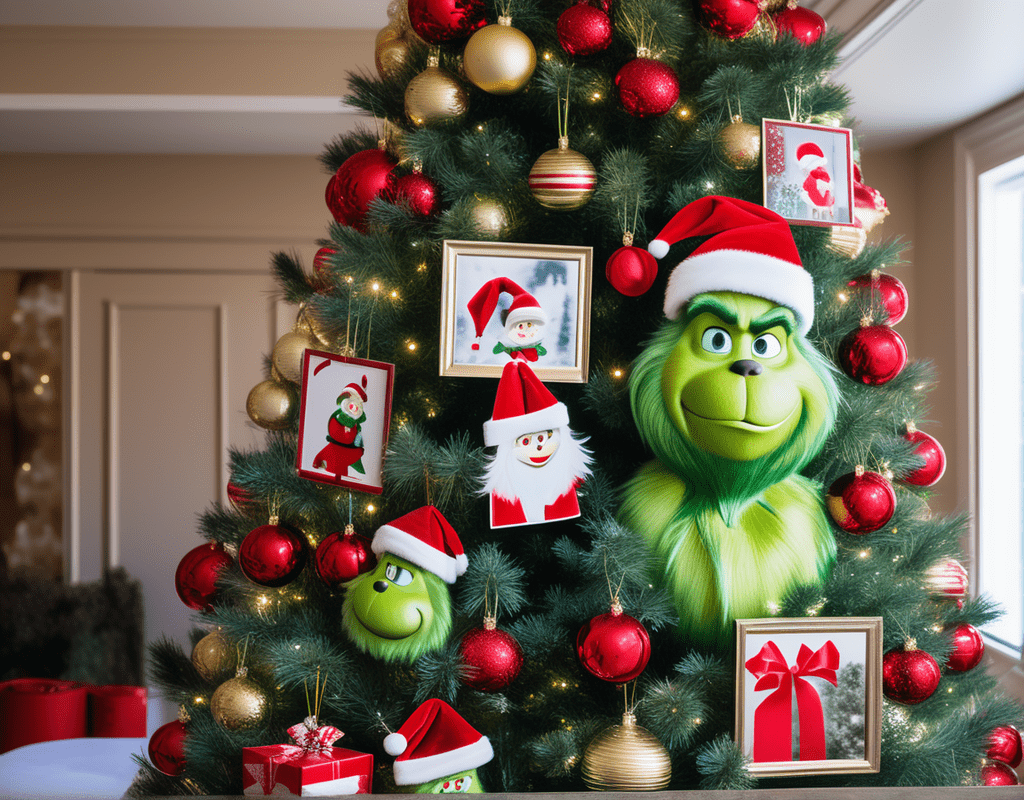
{"left": 455, "top": 553, "right": 468, "bottom": 576}
{"left": 372, "top": 526, "right": 460, "bottom": 584}
{"left": 483, "top": 402, "right": 569, "bottom": 447}
{"left": 384, "top": 733, "right": 407, "bottom": 756}
{"left": 505, "top": 306, "right": 547, "bottom": 328}
{"left": 663, "top": 249, "right": 814, "bottom": 334}
{"left": 648, "top": 239, "right": 670, "bottom": 259}
{"left": 393, "top": 737, "right": 494, "bottom": 786}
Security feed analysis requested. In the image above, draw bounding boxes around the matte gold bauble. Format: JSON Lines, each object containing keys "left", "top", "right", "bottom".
{"left": 246, "top": 379, "right": 297, "bottom": 430}
{"left": 719, "top": 115, "right": 761, "bottom": 169}
{"left": 827, "top": 225, "right": 867, "bottom": 259}
{"left": 463, "top": 18, "right": 536, "bottom": 95}
{"left": 191, "top": 629, "right": 237, "bottom": 683}
{"left": 469, "top": 195, "right": 511, "bottom": 238}
{"left": 375, "top": 28, "right": 412, "bottom": 78}
{"left": 528, "top": 138, "right": 596, "bottom": 210}
{"left": 211, "top": 667, "right": 269, "bottom": 731}
{"left": 581, "top": 713, "right": 671, "bottom": 791}
{"left": 271, "top": 329, "right": 319, "bottom": 384}
{"left": 405, "top": 58, "right": 469, "bottom": 127}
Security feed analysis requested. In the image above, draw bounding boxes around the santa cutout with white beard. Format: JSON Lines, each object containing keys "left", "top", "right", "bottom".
{"left": 796, "top": 141, "right": 835, "bottom": 221}
{"left": 481, "top": 360, "right": 592, "bottom": 528}
{"left": 466, "top": 277, "right": 547, "bottom": 363}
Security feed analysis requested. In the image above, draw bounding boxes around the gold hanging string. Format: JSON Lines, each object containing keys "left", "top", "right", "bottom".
{"left": 365, "top": 281, "right": 381, "bottom": 359}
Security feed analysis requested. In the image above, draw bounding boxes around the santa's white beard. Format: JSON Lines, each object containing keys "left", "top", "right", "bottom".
{"left": 480, "top": 430, "right": 592, "bottom": 522}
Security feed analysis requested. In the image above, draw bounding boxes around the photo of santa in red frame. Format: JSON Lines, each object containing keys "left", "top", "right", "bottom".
{"left": 761, "top": 119, "right": 856, "bottom": 228}
{"left": 296, "top": 349, "right": 395, "bottom": 495}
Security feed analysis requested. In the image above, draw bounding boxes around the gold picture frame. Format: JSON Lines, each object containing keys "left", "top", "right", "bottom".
{"left": 439, "top": 239, "right": 592, "bottom": 383}
{"left": 735, "top": 616, "right": 882, "bottom": 776}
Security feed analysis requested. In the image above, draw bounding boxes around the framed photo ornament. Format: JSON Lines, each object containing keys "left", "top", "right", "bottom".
{"left": 439, "top": 239, "right": 592, "bottom": 383}
{"left": 761, "top": 119, "right": 856, "bottom": 228}
{"left": 735, "top": 616, "right": 882, "bottom": 777}
{"left": 296, "top": 350, "right": 394, "bottom": 495}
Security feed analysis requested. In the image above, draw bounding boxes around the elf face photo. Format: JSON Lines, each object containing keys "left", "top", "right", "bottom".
{"left": 762, "top": 119, "right": 855, "bottom": 227}
{"left": 735, "top": 617, "right": 882, "bottom": 776}
{"left": 439, "top": 239, "right": 592, "bottom": 382}
{"left": 295, "top": 350, "right": 395, "bottom": 494}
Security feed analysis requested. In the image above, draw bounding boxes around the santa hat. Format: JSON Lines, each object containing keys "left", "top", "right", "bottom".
{"left": 795, "top": 141, "right": 826, "bottom": 169}
{"left": 384, "top": 699, "right": 493, "bottom": 787}
{"left": 466, "top": 278, "right": 547, "bottom": 344}
{"left": 371, "top": 506, "right": 467, "bottom": 584}
{"left": 483, "top": 360, "right": 569, "bottom": 447}
{"left": 646, "top": 195, "right": 814, "bottom": 334}
{"left": 338, "top": 374, "right": 368, "bottom": 403}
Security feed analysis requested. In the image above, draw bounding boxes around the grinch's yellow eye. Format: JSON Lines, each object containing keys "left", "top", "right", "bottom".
{"left": 701, "top": 327, "right": 732, "bottom": 354}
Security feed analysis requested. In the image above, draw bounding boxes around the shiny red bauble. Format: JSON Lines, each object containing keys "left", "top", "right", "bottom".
{"left": 847, "top": 272, "right": 908, "bottom": 326}
{"left": 407, "top": 0, "right": 486, "bottom": 45}
{"left": 312, "top": 247, "right": 337, "bottom": 283}
{"left": 988, "top": 725, "right": 1023, "bottom": 768}
{"left": 239, "top": 523, "right": 307, "bottom": 587}
{"left": 325, "top": 149, "right": 398, "bottom": 231}
{"left": 459, "top": 621, "right": 524, "bottom": 691}
{"left": 945, "top": 623, "right": 985, "bottom": 672}
{"left": 314, "top": 528, "right": 375, "bottom": 590}
{"left": 773, "top": 6, "right": 827, "bottom": 46}
{"left": 826, "top": 468, "right": 896, "bottom": 534}
{"left": 698, "top": 0, "right": 762, "bottom": 39}
{"left": 390, "top": 171, "right": 440, "bottom": 217}
{"left": 902, "top": 428, "right": 946, "bottom": 487}
{"left": 576, "top": 603, "right": 651, "bottom": 683}
{"left": 981, "top": 760, "right": 1020, "bottom": 786}
{"left": 227, "top": 481, "right": 254, "bottom": 512}
{"left": 882, "top": 644, "right": 941, "bottom": 705}
{"left": 606, "top": 244, "right": 658, "bottom": 297}
{"left": 557, "top": 2, "right": 613, "bottom": 56}
{"left": 148, "top": 719, "right": 187, "bottom": 776}
{"left": 175, "top": 542, "right": 233, "bottom": 611}
{"left": 838, "top": 324, "right": 908, "bottom": 385}
{"left": 615, "top": 58, "right": 680, "bottom": 118}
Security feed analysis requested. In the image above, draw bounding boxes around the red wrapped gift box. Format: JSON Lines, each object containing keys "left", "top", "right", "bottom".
{"left": 89, "top": 684, "right": 148, "bottom": 738}
{"left": 0, "top": 679, "right": 89, "bottom": 753}
{"left": 243, "top": 744, "right": 373, "bottom": 796}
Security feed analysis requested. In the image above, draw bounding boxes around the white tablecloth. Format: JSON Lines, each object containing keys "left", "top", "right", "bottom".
{"left": 0, "top": 736, "right": 147, "bottom": 799}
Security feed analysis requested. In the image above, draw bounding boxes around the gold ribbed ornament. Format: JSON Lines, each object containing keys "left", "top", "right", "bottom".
{"left": 719, "top": 115, "right": 761, "bottom": 169}
{"left": 405, "top": 55, "right": 469, "bottom": 127}
{"left": 581, "top": 713, "right": 671, "bottom": 791}
{"left": 469, "top": 195, "right": 511, "bottom": 238}
{"left": 528, "top": 137, "right": 596, "bottom": 210}
{"left": 463, "top": 17, "right": 536, "bottom": 95}
{"left": 375, "top": 28, "right": 412, "bottom": 78}
{"left": 271, "top": 328, "right": 319, "bottom": 384}
{"left": 191, "top": 629, "right": 237, "bottom": 683}
{"left": 211, "top": 667, "right": 269, "bottom": 731}
{"left": 827, "top": 225, "right": 867, "bottom": 258}
{"left": 246, "top": 379, "right": 297, "bottom": 430}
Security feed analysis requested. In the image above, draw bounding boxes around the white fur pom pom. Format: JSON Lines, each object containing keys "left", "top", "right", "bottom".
{"left": 648, "top": 239, "right": 670, "bottom": 259}
{"left": 384, "top": 732, "right": 407, "bottom": 756}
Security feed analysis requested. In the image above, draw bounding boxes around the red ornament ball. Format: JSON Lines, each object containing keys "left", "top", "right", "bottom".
{"left": 981, "top": 760, "right": 1020, "bottom": 786}
{"left": 175, "top": 542, "right": 233, "bottom": 611}
{"left": 847, "top": 272, "right": 908, "bottom": 326}
{"left": 312, "top": 247, "right": 337, "bottom": 283}
{"left": 902, "top": 428, "right": 946, "bottom": 487}
{"left": 988, "top": 725, "right": 1023, "bottom": 768}
{"left": 390, "top": 171, "right": 440, "bottom": 217}
{"left": 407, "top": 0, "right": 486, "bottom": 45}
{"left": 826, "top": 468, "right": 896, "bottom": 534}
{"left": 148, "top": 719, "right": 187, "bottom": 776}
{"left": 325, "top": 149, "right": 398, "bottom": 231}
{"left": 882, "top": 644, "right": 941, "bottom": 704}
{"left": 227, "top": 481, "right": 254, "bottom": 512}
{"left": 557, "top": 3, "right": 613, "bottom": 56}
{"left": 615, "top": 58, "right": 680, "bottom": 118}
{"left": 577, "top": 603, "right": 651, "bottom": 683}
{"left": 459, "top": 621, "right": 524, "bottom": 691}
{"left": 773, "top": 6, "right": 827, "bottom": 46}
{"left": 239, "top": 524, "right": 307, "bottom": 587}
{"left": 698, "top": 0, "right": 762, "bottom": 39}
{"left": 945, "top": 623, "right": 985, "bottom": 672}
{"left": 606, "top": 244, "right": 658, "bottom": 297}
{"left": 838, "top": 324, "right": 908, "bottom": 385}
{"left": 314, "top": 527, "right": 375, "bottom": 590}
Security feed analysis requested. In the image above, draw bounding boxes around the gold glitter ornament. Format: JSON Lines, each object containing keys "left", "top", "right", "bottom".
{"left": 405, "top": 53, "right": 469, "bottom": 127}
{"left": 719, "top": 115, "right": 761, "bottom": 169}
{"left": 463, "top": 16, "right": 536, "bottom": 94}
{"left": 581, "top": 712, "right": 671, "bottom": 791}
{"left": 528, "top": 137, "right": 596, "bottom": 210}
{"left": 211, "top": 666, "right": 269, "bottom": 731}
{"left": 191, "top": 629, "right": 237, "bottom": 683}
{"left": 375, "top": 30, "right": 412, "bottom": 79}
{"left": 246, "top": 379, "right": 297, "bottom": 430}
{"left": 271, "top": 328, "right": 320, "bottom": 384}
{"left": 469, "top": 195, "right": 511, "bottom": 238}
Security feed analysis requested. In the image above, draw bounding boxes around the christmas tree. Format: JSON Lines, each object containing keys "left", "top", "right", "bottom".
{"left": 135, "top": 0, "right": 1024, "bottom": 794}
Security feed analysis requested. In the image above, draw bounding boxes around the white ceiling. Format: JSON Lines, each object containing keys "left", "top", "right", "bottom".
{"left": 1, "top": 0, "right": 1022, "bottom": 154}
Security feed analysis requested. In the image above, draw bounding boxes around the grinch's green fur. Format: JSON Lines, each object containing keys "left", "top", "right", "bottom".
{"left": 621, "top": 297, "right": 840, "bottom": 649}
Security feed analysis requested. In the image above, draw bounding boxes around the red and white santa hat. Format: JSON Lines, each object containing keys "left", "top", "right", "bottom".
{"left": 795, "top": 141, "right": 826, "bottom": 170}
{"left": 371, "top": 506, "right": 467, "bottom": 585}
{"left": 384, "top": 699, "right": 493, "bottom": 787}
{"left": 338, "top": 374, "right": 368, "bottom": 403}
{"left": 466, "top": 277, "right": 547, "bottom": 341}
{"left": 646, "top": 195, "right": 815, "bottom": 334}
{"left": 483, "top": 360, "right": 569, "bottom": 447}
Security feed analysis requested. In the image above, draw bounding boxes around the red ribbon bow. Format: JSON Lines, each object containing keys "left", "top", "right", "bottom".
{"left": 286, "top": 716, "right": 343, "bottom": 756}
{"left": 745, "top": 639, "right": 839, "bottom": 762}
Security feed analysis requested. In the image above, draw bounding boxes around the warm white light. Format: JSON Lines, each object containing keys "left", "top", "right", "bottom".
{"left": 372, "top": 281, "right": 380, "bottom": 292}
{"left": 366, "top": 503, "right": 376, "bottom": 513}
{"left": 1, "top": 351, "right": 10, "bottom": 361}
{"left": 408, "top": 342, "right": 417, "bottom": 351}
{"left": 20, "top": 462, "right": 30, "bottom": 472}
{"left": 40, "top": 374, "right": 50, "bottom": 384}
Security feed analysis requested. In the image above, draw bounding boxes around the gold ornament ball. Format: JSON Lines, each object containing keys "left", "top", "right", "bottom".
{"left": 191, "top": 630, "right": 237, "bottom": 683}
{"left": 246, "top": 379, "right": 297, "bottom": 430}
{"left": 463, "top": 21, "right": 536, "bottom": 95}
{"left": 211, "top": 671, "right": 269, "bottom": 731}
{"left": 375, "top": 29, "right": 411, "bottom": 79}
{"left": 405, "top": 64, "right": 469, "bottom": 127}
{"left": 827, "top": 225, "right": 867, "bottom": 259}
{"left": 528, "top": 142, "right": 596, "bottom": 210}
{"left": 271, "top": 329, "right": 319, "bottom": 384}
{"left": 469, "top": 196, "right": 511, "bottom": 238}
{"left": 581, "top": 714, "right": 671, "bottom": 791}
{"left": 719, "top": 117, "right": 761, "bottom": 170}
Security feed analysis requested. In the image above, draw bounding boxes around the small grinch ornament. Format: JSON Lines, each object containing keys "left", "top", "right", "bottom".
{"left": 175, "top": 542, "right": 233, "bottom": 611}
{"left": 825, "top": 466, "right": 896, "bottom": 534}
{"left": 326, "top": 145, "right": 399, "bottom": 230}
{"left": 463, "top": 13, "right": 536, "bottom": 95}
{"left": 315, "top": 523, "right": 376, "bottom": 590}
{"left": 459, "top": 582, "right": 523, "bottom": 691}
{"left": 239, "top": 512, "right": 307, "bottom": 588}
{"left": 847, "top": 270, "right": 908, "bottom": 326}
{"left": 945, "top": 622, "right": 985, "bottom": 672}
{"left": 406, "top": 52, "right": 469, "bottom": 127}
{"left": 557, "top": 2, "right": 613, "bottom": 56}
{"left": 466, "top": 278, "right": 547, "bottom": 362}
{"left": 902, "top": 422, "right": 946, "bottom": 487}
{"left": 271, "top": 326, "right": 320, "bottom": 384}
{"left": 212, "top": 645, "right": 270, "bottom": 731}
{"left": 246, "top": 378, "right": 298, "bottom": 430}
{"left": 385, "top": 699, "right": 494, "bottom": 793}
{"left": 528, "top": 85, "right": 596, "bottom": 209}
{"left": 718, "top": 114, "right": 761, "bottom": 169}
{"left": 148, "top": 707, "right": 189, "bottom": 776}
{"left": 988, "top": 725, "right": 1023, "bottom": 768}
{"left": 882, "top": 638, "right": 940, "bottom": 705}
{"left": 606, "top": 231, "right": 658, "bottom": 297}
{"left": 192, "top": 628, "right": 237, "bottom": 683}
{"left": 581, "top": 711, "right": 671, "bottom": 791}
{"left": 838, "top": 318, "right": 908, "bottom": 385}
{"left": 577, "top": 598, "right": 651, "bottom": 683}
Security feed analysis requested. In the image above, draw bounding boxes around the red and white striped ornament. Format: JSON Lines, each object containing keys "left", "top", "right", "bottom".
{"left": 528, "top": 136, "right": 596, "bottom": 210}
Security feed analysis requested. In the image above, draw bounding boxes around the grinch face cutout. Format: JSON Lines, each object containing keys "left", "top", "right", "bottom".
{"left": 314, "top": 377, "right": 369, "bottom": 478}
{"left": 481, "top": 360, "right": 592, "bottom": 528}
{"left": 342, "top": 506, "right": 466, "bottom": 662}
{"left": 467, "top": 277, "right": 548, "bottom": 363}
